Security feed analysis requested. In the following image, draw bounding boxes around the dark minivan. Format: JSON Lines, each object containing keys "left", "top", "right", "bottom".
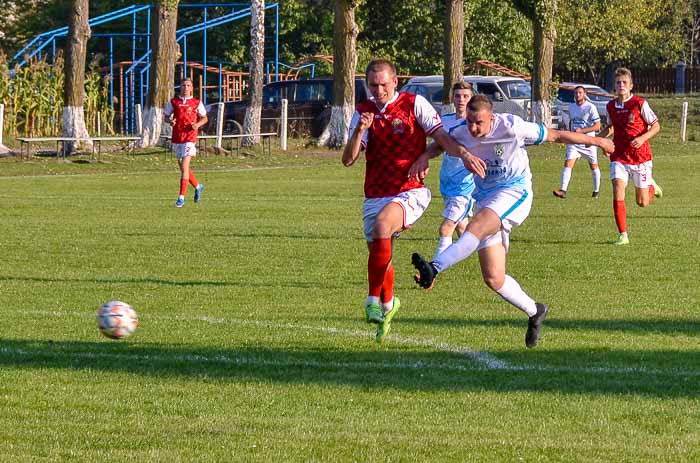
{"left": 206, "top": 78, "right": 370, "bottom": 138}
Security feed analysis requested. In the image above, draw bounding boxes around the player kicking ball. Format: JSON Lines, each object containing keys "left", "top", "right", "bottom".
{"left": 410, "top": 95, "right": 614, "bottom": 348}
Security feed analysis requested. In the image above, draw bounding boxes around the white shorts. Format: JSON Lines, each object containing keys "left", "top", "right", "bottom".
{"left": 474, "top": 187, "right": 533, "bottom": 252}
{"left": 363, "top": 187, "right": 431, "bottom": 242}
{"left": 173, "top": 142, "right": 197, "bottom": 160}
{"left": 565, "top": 144, "right": 598, "bottom": 164}
{"left": 441, "top": 195, "right": 474, "bottom": 223}
{"left": 610, "top": 160, "right": 653, "bottom": 188}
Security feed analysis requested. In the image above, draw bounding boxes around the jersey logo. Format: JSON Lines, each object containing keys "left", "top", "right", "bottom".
{"left": 495, "top": 144, "right": 505, "bottom": 157}
{"left": 628, "top": 113, "right": 635, "bottom": 123}
{"left": 392, "top": 118, "right": 405, "bottom": 134}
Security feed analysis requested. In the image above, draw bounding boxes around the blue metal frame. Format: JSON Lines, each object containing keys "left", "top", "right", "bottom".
{"left": 12, "top": 3, "right": 281, "bottom": 134}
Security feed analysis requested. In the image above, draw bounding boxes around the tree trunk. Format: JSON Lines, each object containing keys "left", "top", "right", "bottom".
{"left": 140, "top": 0, "right": 179, "bottom": 148}
{"left": 318, "top": 0, "right": 359, "bottom": 148}
{"left": 62, "top": 0, "right": 92, "bottom": 154}
{"left": 242, "top": 0, "right": 265, "bottom": 147}
{"left": 530, "top": 2, "right": 556, "bottom": 126}
{"left": 442, "top": 0, "right": 464, "bottom": 111}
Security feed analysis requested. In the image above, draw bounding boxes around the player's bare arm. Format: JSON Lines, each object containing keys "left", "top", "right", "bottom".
{"left": 342, "top": 112, "right": 373, "bottom": 167}
{"left": 548, "top": 129, "right": 615, "bottom": 154}
{"left": 630, "top": 121, "right": 660, "bottom": 148}
{"left": 192, "top": 114, "right": 208, "bottom": 131}
{"left": 408, "top": 141, "right": 442, "bottom": 180}
{"left": 431, "top": 128, "right": 486, "bottom": 178}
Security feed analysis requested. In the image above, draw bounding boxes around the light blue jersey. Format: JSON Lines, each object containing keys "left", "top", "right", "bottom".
{"left": 450, "top": 113, "right": 546, "bottom": 201}
{"left": 439, "top": 113, "right": 475, "bottom": 198}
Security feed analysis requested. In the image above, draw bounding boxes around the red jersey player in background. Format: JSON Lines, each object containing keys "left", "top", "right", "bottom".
{"left": 342, "top": 59, "right": 482, "bottom": 343}
{"left": 600, "top": 67, "right": 662, "bottom": 245}
{"left": 164, "top": 78, "right": 208, "bottom": 208}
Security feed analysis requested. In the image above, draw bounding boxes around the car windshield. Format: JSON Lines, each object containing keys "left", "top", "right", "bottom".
{"left": 557, "top": 88, "right": 576, "bottom": 103}
{"left": 262, "top": 81, "right": 332, "bottom": 104}
{"left": 500, "top": 80, "right": 531, "bottom": 99}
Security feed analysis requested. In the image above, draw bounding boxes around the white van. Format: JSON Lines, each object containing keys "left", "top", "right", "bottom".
{"left": 402, "top": 75, "right": 531, "bottom": 119}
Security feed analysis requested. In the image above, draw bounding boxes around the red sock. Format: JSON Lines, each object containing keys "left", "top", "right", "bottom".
{"left": 613, "top": 200, "right": 627, "bottom": 233}
{"left": 381, "top": 263, "right": 394, "bottom": 304}
{"left": 179, "top": 178, "right": 188, "bottom": 196}
{"left": 368, "top": 238, "right": 392, "bottom": 298}
{"left": 188, "top": 169, "right": 199, "bottom": 188}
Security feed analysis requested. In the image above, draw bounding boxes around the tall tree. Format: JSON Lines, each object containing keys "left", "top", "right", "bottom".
{"left": 318, "top": 0, "right": 360, "bottom": 148}
{"left": 442, "top": 0, "right": 464, "bottom": 108}
{"left": 513, "top": 0, "right": 557, "bottom": 126}
{"left": 242, "top": 0, "right": 265, "bottom": 147}
{"left": 139, "top": 0, "right": 179, "bottom": 148}
{"left": 62, "top": 0, "right": 92, "bottom": 154}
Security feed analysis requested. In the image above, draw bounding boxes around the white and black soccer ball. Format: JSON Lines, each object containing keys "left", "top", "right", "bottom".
{"left": 97, "top": 300, "right": 138, "bottom": 340}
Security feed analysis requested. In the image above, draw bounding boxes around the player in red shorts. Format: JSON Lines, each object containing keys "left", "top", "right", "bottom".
{"left": 164, "top": 78, "right": 208, "bottom": 208}
{"left": 600, "top": 67, "right": 662, "bottom": 245}
{"left": 342, "top": 59, "right": 481, "bottom": 343}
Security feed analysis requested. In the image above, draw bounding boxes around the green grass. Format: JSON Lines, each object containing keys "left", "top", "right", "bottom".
{"left": 0, "top": 131, "right": 698, "bottom": 462}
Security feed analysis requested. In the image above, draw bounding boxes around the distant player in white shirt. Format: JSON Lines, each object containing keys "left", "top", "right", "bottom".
{"left": 553, "top": 86, "right": 602, "bottom": 199}
{"left": 432, "top": 82, "right": 475, "bottom": 260}
{"left": 409, "top": 95, "right": 614, "bottom": 348}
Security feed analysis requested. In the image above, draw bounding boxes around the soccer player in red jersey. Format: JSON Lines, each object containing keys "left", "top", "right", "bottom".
{"left": 164, "top": 78, "right": 208, "bottom": 208}
{"left": 342, "top": 59, "right": 480, "bottom": 343}
{"left": 600, "top": 68, "right": 662, "bottom": 245}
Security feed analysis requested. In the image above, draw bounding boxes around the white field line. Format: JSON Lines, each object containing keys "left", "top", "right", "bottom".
{"left": 7, "top": 310, "right": 700, "bottom": 377}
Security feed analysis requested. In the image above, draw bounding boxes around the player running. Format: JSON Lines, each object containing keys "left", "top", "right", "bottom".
{"left": 164, "top": 78, "right": 207, "bottom": 208}
{"left": 553, "top": 86, "right": 602, "bottom": 199}
{"left": 599, "top": 67, "right": 662, "bottom": 245}
{"left": 342, "top": 59, "right": 474, "bottom": 344}
{"left": 430, "top": 82, "right": 476, "bottom": 260}
{"left": 410, "top": 95, "right": 614, "bottom": 348}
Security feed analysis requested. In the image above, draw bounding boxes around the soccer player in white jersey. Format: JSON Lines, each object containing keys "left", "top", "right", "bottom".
{"left": 432, "top": 82, "right": 475, "bottom": 260}
{"left": 409, "top": 95, "right": 614, "bottom": 348}
{"left": 553, "top": 86, "right": 602, "bottom": 199}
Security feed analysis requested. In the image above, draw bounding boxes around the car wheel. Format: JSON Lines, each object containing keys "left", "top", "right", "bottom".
{"left": 224, "top": 119, "right": 243, "bottom": 135}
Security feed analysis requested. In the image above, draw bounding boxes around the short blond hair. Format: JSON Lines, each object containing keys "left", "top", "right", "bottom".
{"left": 467, "top": 94, "right": 493, "bottom": 112}
{"left": 615, "top": 67, "right": 633, "bottom": 83}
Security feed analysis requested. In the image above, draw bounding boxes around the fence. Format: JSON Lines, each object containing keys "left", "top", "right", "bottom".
{"left": 556, "top": 64, "right": 700, "bottom": 94}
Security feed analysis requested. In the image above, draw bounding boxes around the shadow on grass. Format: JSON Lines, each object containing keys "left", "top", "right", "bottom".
{"left": 0, "top": 338, "right": 697, "bottom": 399}
{"left": 396, "top": 316, "right": 700, "bottom": 336}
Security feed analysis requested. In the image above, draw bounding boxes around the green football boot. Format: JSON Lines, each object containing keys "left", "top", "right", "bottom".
{"left": 375, "top": 297, "right": 400, "bottom": 344}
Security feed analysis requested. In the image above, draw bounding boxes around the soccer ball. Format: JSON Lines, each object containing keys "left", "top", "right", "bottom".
{"left": 97, "top": 300, "right": 138, "bottom": 339}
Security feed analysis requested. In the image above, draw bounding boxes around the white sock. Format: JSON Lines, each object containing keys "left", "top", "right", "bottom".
{"left": 560, "top": 167, "right": 572, "bottom": 191}
{"left": 592, "top": 167, "right": 600, "bottom": 193}
{"left": 382, "top": 298, "right": 394, "bottom": 314}
{"left": 433, "top": 236, "right": 453, "bottom": 260}
{"left": 495, "top": 275, "right": 537, "bottom": 316}
{"left": 366, "top": 296, "right": 380, "bottom": 307}
{"left": 178, "top": 194, "right": 185, "bottom": 200}
{"left": 433, "top": 231, "right": 480, "bottom": 272}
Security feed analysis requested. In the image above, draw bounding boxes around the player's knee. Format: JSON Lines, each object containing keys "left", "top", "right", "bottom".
{"left": 372, "top": 221, "right": 395, "bottom": 239}
{"left": 482, "top": 273, "right": 503, "bottom": 291}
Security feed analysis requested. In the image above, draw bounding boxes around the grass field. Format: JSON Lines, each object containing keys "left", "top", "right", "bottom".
{"left": 0, "top": 127, "right": 698, "bottom": 461}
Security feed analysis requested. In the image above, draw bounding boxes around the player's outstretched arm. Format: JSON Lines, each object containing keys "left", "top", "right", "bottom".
{"left": 431, "top": 128, "right": 486, "bottom": 178}
{"left": 547, "top": 129, "right": 615, "bottom": 155}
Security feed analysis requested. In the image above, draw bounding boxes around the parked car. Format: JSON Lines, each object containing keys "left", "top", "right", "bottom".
{"left": 401, "top": 75, "right": 532, "bottom": 119}
{"left": 552, "top": 82, "right": 614, "bottom": 130}
{"left": 206, "top": 78, "right": 371, "bottom": 138}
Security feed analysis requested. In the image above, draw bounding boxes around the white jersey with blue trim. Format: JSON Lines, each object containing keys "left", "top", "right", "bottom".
{"left": 568, "top": 100, "right": 600, "bottom": 149}
{"left": 439, "top": 113, "right": 475, "bottom": 197}
{"left": 450, "top": 113, "right": 546, "bottom": 200}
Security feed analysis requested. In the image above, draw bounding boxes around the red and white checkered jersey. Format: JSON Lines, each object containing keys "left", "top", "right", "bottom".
{"left": 349, "top": 92, "right": 442, "bottom": 198}
{"left": 606, "top": 95, "right": 657, "bottom": 164}
{"left": 165, "top": 96, "right": 207, "bottom": 144}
